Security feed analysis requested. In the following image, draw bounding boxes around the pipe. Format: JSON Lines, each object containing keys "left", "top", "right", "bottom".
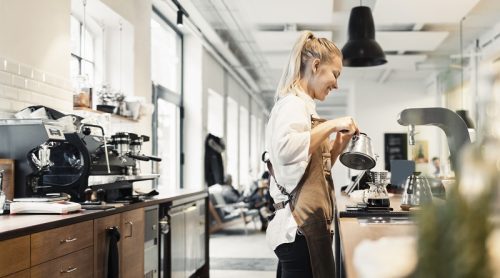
{"left": 397, "top": 107, "right": 471, "bottom": 175}
{"left": 408, "top": 124, "right": 415, "bottom": 146}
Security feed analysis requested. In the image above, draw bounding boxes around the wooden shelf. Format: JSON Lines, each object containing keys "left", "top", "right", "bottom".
{"left": 73, "top": 107, "right": 138, "bottom": 122}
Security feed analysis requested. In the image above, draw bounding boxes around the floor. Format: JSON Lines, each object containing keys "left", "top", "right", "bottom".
{"left": 209, "top": 221, "right": 277, "bottom": 278}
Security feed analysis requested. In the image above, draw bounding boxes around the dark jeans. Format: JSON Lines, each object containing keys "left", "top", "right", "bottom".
{"left": 274, "top": 234, "right": 313, "bottom": 278}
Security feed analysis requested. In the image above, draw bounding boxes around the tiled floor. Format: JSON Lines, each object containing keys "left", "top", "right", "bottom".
{"left": 209, "top": 221, "right": 277, "bottom": 278}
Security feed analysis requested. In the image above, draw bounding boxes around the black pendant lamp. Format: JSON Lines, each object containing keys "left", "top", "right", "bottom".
{"left": 342, "top": 6, "right": 387, "bottom": 67}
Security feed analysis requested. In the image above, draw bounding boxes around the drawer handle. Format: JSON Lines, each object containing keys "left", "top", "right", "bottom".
{"left": 125, "top": 221, "right": 134, "bottom": 238}
{"left": 60, "top": 266, "right": 78, "bottom": 273}
{"left": 60, "top": 237, "right": 78, "bottom": 244}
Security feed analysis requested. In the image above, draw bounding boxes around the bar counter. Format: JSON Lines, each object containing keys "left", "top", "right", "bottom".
{"left": 334, "top": 190, "right": 417, "bottom": 278}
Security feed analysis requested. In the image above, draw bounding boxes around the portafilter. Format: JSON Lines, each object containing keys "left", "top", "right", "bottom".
{"left": 339, "top": 133, "right": 376, "bottom": 170}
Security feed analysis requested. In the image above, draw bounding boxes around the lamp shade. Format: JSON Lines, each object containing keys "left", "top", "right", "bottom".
{"left": 342, "top": 6, "right": 387, "bottom": 67}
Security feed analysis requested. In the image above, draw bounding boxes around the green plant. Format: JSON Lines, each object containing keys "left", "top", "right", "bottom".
{"left": 96, "top": 85, "right": 124, "bottom": 105}
{"left": 414, "top": 183, "right": 494, "bottom": 278}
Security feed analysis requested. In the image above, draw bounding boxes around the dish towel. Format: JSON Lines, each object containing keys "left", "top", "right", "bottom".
{"left": 106, "top": 226, "right": 121, "bottom": 278}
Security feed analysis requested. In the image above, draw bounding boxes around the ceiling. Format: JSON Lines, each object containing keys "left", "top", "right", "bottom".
{"left": 190, "top": 0, "right": 500, "bottom": 115}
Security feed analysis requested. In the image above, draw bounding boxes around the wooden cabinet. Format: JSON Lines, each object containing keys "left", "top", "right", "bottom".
{"left": 120, "top": 208, "right": 145, "bottom": 278}
{"left": 31, "top": 220, "right": 93, "bottom": 265}
{"left": 2, "top": 270, "right": 29, "bottom": 278}
{"left": 30, "top": 246, "right": 93, "bottom": 278}
{"left": 0, "top": 236, "right": 30, "bottom": 277}
{"left": 0, "top": 193, "right": 208, "bottom": 278}
{"left": 0, "top": 221, "right": 94, "bottom": 278}
{"left": 93, "top": 208, "right": 145, "bottom": 278}
{"left": 94, "top": 213, "right": 121, "bottom": 278}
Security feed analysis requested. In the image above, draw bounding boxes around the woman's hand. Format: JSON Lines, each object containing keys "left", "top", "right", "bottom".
{"left": 328, "top": 117, "right": 359, "bottom": 163}
{"left": 327, "top": 116, "right": 359, "bottom": 135}
{"left": 330, "top": 131, "right": 353, "bottom": 156}
{"left": 309, "top": 116, "right": 359, "bottom": 156}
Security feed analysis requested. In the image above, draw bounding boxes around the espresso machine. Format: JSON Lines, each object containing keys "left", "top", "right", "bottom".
{"left": 80, "top": 126, "right": 161, "bottom": 202}
{"left": 0, "top": 119, "right": 90, "bottom": 201}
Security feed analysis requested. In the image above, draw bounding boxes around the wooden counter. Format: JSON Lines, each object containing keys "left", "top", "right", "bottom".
{"left": 0, "top": 187, "right": 209, "bottom": 278}
{"left": 0, "top": 188, "right": 207, "bottom": 241}
{"left": 335, "top": 191, "right": 416, "bottom": 278}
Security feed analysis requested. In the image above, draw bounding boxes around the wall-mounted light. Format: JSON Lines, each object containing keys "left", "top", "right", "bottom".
{"left": 172, "top": 0, "right": 189, "bottom": 28}
{"left": 176, "top": 9, "right": 183, "bottom": 26}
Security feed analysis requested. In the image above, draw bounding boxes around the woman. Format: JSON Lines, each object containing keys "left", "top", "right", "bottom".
{"left": 264, "top": 31, "right": 359, "bottom": 278}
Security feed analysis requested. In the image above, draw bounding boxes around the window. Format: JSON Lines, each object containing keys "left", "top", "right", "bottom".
{"left": 258, "top": 117, "right": 265, "bottom": 174}
{"left": 207, "top": 89, "right": 224, "bottom": 137}
{"left": 70, "top": 14, "right": 96, "bottom": 88}
{"left": 239, "top": 106, "right": 250, "bottom": 188}
{"left": 155, "top": 97, "right": 181, "bottom": 188}
{"left": 151, "top": 11, "right": 183, "bottom": 189}
{"left": 250, "top": 114, "right": 258, "bottom": 179}
{"left": 226, "top": 97, "right": 239, "bottom": 187}
{"left": 151, "top": 16, "right": 182, "bottom": 93}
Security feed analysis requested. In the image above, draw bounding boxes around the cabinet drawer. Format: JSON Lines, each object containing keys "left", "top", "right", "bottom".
{"left": 31, "top": 220, "right": 93, "bottom": 265}
{"left": 121, "top": 208, "right": 145, "bottom": 278}
{"left": 0, "top": 236, "right": 30, "bottom": 277}
{"left": 30, "top": 246, "right": 93, "bottom": 278}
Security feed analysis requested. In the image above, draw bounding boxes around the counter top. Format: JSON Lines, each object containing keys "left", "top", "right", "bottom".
{"left": 335, "top": 191, "right": 416, "bottom": 278}
{"left": 0, "top": 187, "right": 207, "bottom": 241}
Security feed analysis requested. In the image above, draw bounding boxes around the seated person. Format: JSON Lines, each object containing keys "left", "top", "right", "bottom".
{"left": 242, "top": 172, "right": 274, "bottom": 230}
{"left": 219, "top": 174, "right": 242, "bottom": 203}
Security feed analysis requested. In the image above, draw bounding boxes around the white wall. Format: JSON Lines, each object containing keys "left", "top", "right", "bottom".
{"left": 0, "top": 0, "right": 70, "bottom": 79}
{"left": 0, "top": 0, "right": 73, "bottom": 115}
{"left": 332, "top": 80, "right": 441, "bottom": 186}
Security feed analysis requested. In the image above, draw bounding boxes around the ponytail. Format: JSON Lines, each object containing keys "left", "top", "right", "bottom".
{"left": 274, "top": 31, "right": 342, "bottom": 102}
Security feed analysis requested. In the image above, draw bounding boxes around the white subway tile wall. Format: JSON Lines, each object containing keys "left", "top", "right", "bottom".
{"left": 0, "top": 58, "right": 73, "bottom": 115}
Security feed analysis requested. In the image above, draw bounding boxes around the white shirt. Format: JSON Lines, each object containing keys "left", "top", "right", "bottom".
{"left": 265, "top": 87, "right": 318, "bottom": 251}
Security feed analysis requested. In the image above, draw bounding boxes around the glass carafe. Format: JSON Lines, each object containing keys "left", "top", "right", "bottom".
{"left": 363, "top": 172, "right": 390, "bottom": 207}
{"left": 364, "top": 182, "right": 390, "bottom": 207}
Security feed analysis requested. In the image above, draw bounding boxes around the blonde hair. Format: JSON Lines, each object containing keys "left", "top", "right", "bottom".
{"left": 274, "top": 31, "right": 342, "bottom": 102}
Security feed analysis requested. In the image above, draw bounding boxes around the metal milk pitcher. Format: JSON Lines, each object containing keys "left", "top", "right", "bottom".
{"left": 339, "top": 133, "right": 376, "bottom": 170}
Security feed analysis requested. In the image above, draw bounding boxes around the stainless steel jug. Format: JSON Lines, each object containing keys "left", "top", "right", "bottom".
{"left": 339, "top": 133, "right": 376, "bottom": 170}
{"left": 400, "top": 172, "right": 433, "bottom": 210}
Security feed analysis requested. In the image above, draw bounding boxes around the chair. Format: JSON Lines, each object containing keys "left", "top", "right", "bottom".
{"left": 208, "top": 187, "right": 259, "bottom": 235}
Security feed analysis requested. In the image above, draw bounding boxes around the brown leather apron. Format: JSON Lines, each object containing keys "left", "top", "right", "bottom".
{"left": 290, "top": 116, "right": 336, "bottom": 278}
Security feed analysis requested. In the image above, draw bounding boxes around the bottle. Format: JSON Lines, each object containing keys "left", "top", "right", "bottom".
{"left": 0, "top": 169, "right": 5, "bottom": 214}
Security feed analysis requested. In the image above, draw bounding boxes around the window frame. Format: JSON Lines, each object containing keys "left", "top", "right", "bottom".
{"left": 70, "top": 14, "right": 96, "bottom": 87}
{"left": 151, "top": 7, "right": 185, "bottom": 189}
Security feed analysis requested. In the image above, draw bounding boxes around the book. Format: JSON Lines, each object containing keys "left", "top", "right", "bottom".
{"left": 9, "top": 201, "right": 82, "bottom": 214}
{"left": 13, "top": 195, "right": 70, "bottom": 202}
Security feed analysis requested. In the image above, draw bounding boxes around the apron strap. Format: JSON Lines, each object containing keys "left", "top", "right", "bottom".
{"left": 262, "top": 151, "right": 295, "bottom": 202}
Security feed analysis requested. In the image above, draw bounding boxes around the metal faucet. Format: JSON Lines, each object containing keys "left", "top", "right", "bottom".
{"left": 397, "top": 107, "right": 471, "bottom": 175}
{"left": 408, "top": 124, "right": 416, "bottom": 146}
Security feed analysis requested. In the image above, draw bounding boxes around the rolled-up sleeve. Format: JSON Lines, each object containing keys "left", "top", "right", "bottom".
{"left": 272, "top": 97, "right": 311, "bottom": 167}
